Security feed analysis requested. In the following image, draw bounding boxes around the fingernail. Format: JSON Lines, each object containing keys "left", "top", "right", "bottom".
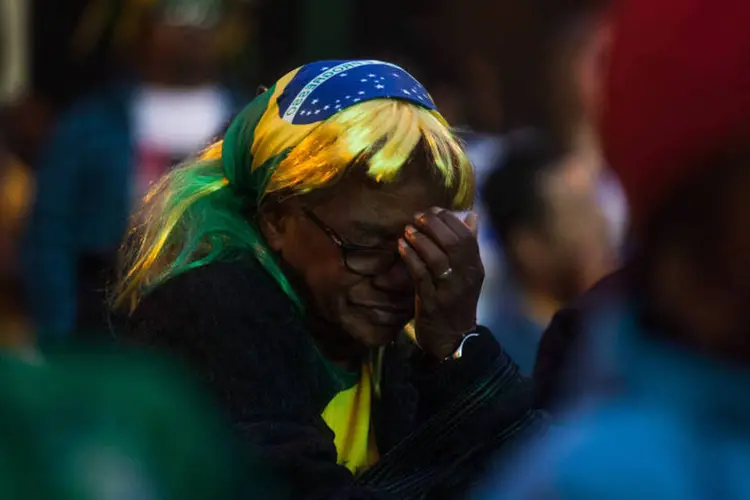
{"left": 414, "top": 212, "right": 424, "bottom": 221}
{"left": 398, "top": 238, "right": 409, "bottom": 254}
{"left": 466, "top": 212, "right": 479, "bottom": 231}
{"left": 405, "top": 225, "right": 418, "bottom": 237}
{"left": 429, "top": 207, "right": 444, "bottom": 215}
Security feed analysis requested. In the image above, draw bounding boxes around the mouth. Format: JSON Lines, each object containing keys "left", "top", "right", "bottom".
{"left": 352, "top": 304, "right": 413, "bottom": 326}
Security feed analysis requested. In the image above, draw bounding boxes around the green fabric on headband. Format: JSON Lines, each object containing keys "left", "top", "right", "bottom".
{"left": 221, "top": 84, "right": 287, "bottom": 210}
{"left": 218, "top": 84, "right": 304, "bottom": 312}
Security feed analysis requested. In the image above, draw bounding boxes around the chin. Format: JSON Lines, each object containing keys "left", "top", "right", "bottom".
{"left": 343, "top": 319, "right": 407, "bottom": 348}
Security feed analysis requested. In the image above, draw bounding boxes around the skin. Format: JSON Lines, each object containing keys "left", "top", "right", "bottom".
{"left": 545, "top": 157, "right": 615, "bottom": 295}
{"left": 517, "top": 9, "right": 615, "bottom": 318}
{"left": 510, "top": 160, "right": 615, "bottom": 324}
{"left": 260, "top": 162, "right": 484, "bottom": 367}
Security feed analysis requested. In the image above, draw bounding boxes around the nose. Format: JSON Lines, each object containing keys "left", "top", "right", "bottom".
{"left": 372, "top": 259, "right": 413, "bottom": 293}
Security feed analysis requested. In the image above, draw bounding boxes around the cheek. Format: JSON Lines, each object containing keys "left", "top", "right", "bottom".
{"left": 282, "top": 230, "right": 360, "bottom": 304}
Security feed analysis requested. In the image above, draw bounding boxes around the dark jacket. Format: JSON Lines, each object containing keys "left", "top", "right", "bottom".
{"left": 533, "top": 269, "right": 628, "bottom": 412}
{"left": 121, "top": 260, "right": 544, "bottom": 499}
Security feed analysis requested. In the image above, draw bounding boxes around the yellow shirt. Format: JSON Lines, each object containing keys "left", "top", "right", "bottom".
{"left": 320, "top": 359, "right": 380, "bottom": 475}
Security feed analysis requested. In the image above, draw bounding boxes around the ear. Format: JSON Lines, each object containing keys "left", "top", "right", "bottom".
{"left": 257, "top": 205, "right": 288, "bottom": 252}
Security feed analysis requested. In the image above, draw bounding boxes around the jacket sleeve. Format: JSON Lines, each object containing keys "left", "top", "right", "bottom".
{"left": 397, "top": 328, "right": 546, "bottom": 494}
{"left": 21, "top": 110, "right": 85, "bottom": 338}
{"left": 121, "top": 263, "right": 394, "bottom": 500}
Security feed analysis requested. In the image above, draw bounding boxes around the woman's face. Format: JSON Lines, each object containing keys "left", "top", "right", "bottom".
{"left": 260, "top": 171, "right": 449, "bottom": 348}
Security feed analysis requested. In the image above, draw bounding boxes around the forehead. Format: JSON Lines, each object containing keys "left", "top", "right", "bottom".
{"left": 316, "top": 176, "right": 448, "bottom": 235}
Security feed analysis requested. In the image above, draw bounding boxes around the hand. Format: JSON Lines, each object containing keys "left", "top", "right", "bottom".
{"left": 398, "top": 208, "right": 485, "bottom": 360}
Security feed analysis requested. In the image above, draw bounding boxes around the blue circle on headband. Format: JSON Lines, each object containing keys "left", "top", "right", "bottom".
{"left": 277, "top": 60, "right": 437, "bottom": 125}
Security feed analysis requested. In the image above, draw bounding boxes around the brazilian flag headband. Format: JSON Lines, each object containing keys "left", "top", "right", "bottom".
{"left": 220, "top": 59, "right": 439, "bottom": 210}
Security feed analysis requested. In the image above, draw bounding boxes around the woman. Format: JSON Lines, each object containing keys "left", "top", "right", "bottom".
{"left": 114, "top": 59, "right": 542, "bottom": 498}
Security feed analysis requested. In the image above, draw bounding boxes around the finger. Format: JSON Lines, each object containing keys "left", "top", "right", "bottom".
{"left": 464, "top": 212, "right": 479, "bottom": 238}
{"left": 413, "top": 209, "right": 462, "bottom": 255}
{"left": 398, "top": 238, "right": 436, "bottom": 298}
{"left": 433, "top": 209, "right": 480, "bottom": 258}
{"left": 437, "top": 209, "right": 478, "bottom": 240}
{"left": 404, "top": 225, "right": 451, "bottom": 279}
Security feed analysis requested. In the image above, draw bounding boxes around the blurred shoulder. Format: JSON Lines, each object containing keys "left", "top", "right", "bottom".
{"left": 481, "top": 400, "right": 693, "bottom": 500}
{"left": 534, "top": 269, "right": 630, "bottom": 409}
{"left": 0, "top": 349, "right": 241, "bottom": 498}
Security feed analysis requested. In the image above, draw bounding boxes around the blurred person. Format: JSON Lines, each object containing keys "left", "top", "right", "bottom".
{"left": 478, "top": 0, "right": 750, "bottom": 498}
{"left": 483, "top": 132, "right": 615, "bottom": 376}
{"left": 453, "top": 0, "right": 627, "bottom": 243}
{"left": 0, "top": 9, "right": 263, "bottom": 499}
{"left": 455, "top": 0, "right": 625, "bottom": 337}
{"left": 516, "top": 0, "right": 626, "bottom": 411}
{"left": 544, "top": 0, "right": 628, "bottom": 254}
{"left": 114, "top": 59, "right": 544, "bottom": 498}
{"left": 0, "top": 0, "right": 33, "bottom": 348}
{"left": 0, "top": 347, "right": 267, "bottom": 499}
{"left": 468, "top": 0, "right": 626, "bottom": 409}
{"left": 527, "top": 0, "right": 620, "bottom": 412}
{"left": 21, "top": 0, "right": 243, "bottom": 342}
{"left": 532, "top": 265, "right": 625, "bottom": 412}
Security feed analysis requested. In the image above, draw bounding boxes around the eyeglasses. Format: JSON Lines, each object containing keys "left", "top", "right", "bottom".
{"left": 303, "top": 209, "right": 400, "bottom": 276}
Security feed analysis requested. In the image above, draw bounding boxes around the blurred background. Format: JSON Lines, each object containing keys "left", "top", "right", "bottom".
{"left": 1, "top": 0, "right": 626, "bottom": 371}
{"left": 6, "top": 3, "right": 750, "bottom": 499}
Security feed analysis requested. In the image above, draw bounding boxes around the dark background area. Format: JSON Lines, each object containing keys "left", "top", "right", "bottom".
{"left": 27, "top": 0, "right": 564, "bottom": 131}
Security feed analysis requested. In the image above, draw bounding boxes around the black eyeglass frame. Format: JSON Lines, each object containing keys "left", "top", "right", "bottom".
{"left": 303, "top": 208, "right": 400, "bottom": 277}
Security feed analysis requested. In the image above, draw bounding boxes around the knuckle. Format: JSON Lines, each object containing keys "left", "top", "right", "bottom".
{"left": 412, "top": 263, "right": 430, "bottom": 281}
{"left": 428, "top": 254, "right": 450, "bottom": 272}
{"left": 417, "top": 212, "right": 437, "bottom": 227}
{"left": 442, "top": 235, "right": 462, "bottom": 253}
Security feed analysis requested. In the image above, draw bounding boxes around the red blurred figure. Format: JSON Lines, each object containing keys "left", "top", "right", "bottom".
{"left": 480, "top": 0, "right": 750, "bottom": 498}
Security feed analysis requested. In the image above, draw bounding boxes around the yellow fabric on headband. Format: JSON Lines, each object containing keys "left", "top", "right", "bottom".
{"left": 221, "top": 59, "right": 473, "bottom": 209}
{"left": 250, "top": 67, "right": 316, "bottom": 171}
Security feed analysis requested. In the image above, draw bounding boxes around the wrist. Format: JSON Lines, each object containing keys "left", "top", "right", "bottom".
{"left": 426, "top": 326, "right": 479, "bottom": 361}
